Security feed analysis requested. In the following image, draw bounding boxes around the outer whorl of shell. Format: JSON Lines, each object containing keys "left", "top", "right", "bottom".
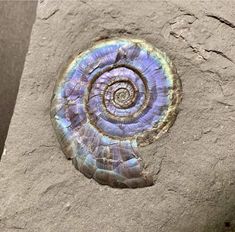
{"left": 51, "top": 38, "right": 182, "bottom": 188}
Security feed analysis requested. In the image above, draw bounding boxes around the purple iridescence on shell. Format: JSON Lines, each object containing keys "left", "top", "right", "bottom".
{"left": 51, "top": 38, "right": 182, "bottom": 188}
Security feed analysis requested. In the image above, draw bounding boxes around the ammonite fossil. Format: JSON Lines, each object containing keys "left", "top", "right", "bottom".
{"left": 51, "top": 38, "right": 182, "bottom": 188}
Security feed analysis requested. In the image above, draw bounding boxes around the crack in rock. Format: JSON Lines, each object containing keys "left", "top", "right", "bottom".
{"left": 206, "top": 14, "right": 235, "bottom": 29}
{"left": 170, "top": 31, "right": 207, "bottom": 60}
{"left": 41, "top": 9, "right": 59, "bottom": 20}
{"left": 205, "top": 49, "right": 234, "bottom": 64}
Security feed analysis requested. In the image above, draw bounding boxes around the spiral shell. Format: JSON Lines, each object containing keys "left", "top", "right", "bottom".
{"left": 51, "top": 38, "right": 182, "bottom": 188}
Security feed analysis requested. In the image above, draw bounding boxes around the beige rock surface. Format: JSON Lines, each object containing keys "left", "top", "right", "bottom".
{"left": 0, "top": 0, "right": 235, "bottom": 231}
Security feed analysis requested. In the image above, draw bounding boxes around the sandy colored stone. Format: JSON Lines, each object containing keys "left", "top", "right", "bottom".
{"left": 0, "top": 0, "right": 235, "bottom": 231}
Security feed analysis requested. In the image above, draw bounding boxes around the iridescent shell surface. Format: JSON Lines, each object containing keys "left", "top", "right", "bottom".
{"left": 51, "top": 38, "right": 182, "bottom": 188}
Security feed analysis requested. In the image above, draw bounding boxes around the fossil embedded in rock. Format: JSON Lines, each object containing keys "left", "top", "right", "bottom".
{"left": 50, "top": 38, "right": 182, "bottom": 188}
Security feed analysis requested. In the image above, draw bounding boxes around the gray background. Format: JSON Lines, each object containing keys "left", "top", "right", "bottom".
{"left": 0, "top": 0, "right": 37, "bottom": 157}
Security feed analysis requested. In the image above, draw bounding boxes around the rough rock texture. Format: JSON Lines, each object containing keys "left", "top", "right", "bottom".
{"left": 0, "top": 0, "right": 235, "bottom": 231}
{"left": 0, "top": 0, "right": 37, "bottom": 157}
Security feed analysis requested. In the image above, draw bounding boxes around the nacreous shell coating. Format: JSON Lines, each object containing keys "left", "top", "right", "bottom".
{"left": 51, "top": 38, "right": 182, "bottom": 188}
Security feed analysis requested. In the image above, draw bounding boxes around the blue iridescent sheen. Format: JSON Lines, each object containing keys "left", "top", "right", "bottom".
{"left": 51, "top": 38, "right": 182, "bottom": 188}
